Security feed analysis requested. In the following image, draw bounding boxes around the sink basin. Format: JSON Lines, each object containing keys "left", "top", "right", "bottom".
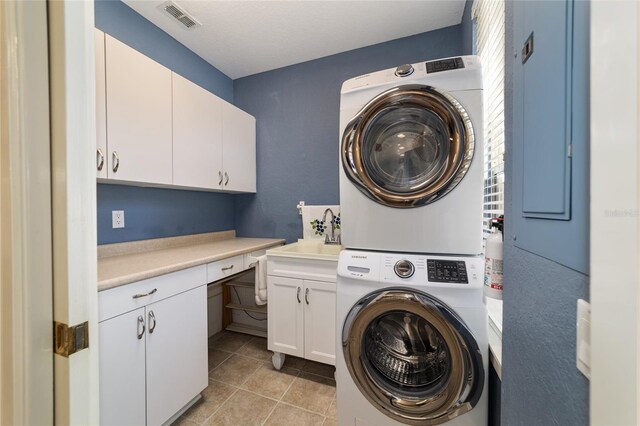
{"left": 266, "top": 240, "right": 342, "bottom": 261}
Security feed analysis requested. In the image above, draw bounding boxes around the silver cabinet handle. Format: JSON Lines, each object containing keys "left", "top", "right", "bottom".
{"left": 305, "top": 288, "right": 310, "bottom": 305}
{"left": 132, "top": 288, "right": 157, "bottom": 299}
{"left": 224, "top": 172, "right": 229, "bottom": 186}
{"left": 112, "top": 151, "right": 119, "bottom": 172}
{"left": 218, "top": 171, "right": 223, "bottom": 185}
{"left": 97, "top": 148, "right": 105, "bottom": 171}
{"left": 296, "top": 287, "right": 301, "bottom": 303}
{"left": 221, "top": 265, "right": 234, "bottom": 271}
{"left": 137, "top": 315, "right": 145, "bottom": 340}
{"left": 148, "top": 311, "right": 156, "bottom": 334}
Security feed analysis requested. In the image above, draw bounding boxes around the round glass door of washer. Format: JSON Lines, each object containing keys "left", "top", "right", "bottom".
{"left": 342, "top": 84, "right": 474, "bottom": 208}
{"left": 342, "top": 289, "right": 484, "bottom": 425}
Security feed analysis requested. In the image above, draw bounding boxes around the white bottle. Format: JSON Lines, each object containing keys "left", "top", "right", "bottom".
{"left": 484, "top": 216, "right": 504, "bottom": 300}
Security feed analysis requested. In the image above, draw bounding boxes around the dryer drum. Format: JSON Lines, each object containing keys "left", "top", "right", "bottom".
{"left": 341, "top": 84, "right": 474, "bottom": 208}
{"left": 342, "top": 289, "right": 484, "bottom": 425}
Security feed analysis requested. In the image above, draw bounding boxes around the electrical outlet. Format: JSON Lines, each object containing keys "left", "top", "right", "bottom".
{"left": 112, "top": 210, "right": 125, "bottom": 229}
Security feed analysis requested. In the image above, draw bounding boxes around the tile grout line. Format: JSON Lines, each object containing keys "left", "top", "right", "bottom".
{"left": 260, "top": 365, "right": 301, "bottom": 426}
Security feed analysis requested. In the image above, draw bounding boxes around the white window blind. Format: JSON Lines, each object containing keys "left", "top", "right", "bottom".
{"left": 473, "top": 0, "right": 505, "bottom": 235}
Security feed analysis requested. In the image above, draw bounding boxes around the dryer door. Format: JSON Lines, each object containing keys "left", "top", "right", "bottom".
{"left": 342, "top": 84, "right": 474, "bottom": 208}
{"left": 342, "top": 289, "right": 484, "bottom": 425}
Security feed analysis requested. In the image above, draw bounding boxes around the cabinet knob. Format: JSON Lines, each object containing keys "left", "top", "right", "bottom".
{"left": 137, "top": 315, "right": 145, "bottom": 339}
{"left": 305, "top": 288, "right": 310, "bottom": 305}
{"left": 221, "top": 265, "right": 234, "bottom": 271}
{"left": 112, "top": 151, "right": 120, "bottom": 173}
{"left": 148, "top": 311, "right": 157, "bottom": 334}
{"left": 219, "top": 171, "right": 223, "bottom": 185}
{"left": 97, "top": 148, "right": 105, "bottom": 171}
{"left": 296, "top": 287, "right": 301, "bottom": 303}
{"left": 132, "top": 288, "right": 157, "bottom": 299}
{"left": 224, "top": 172, "right": 229, "bottom": 186}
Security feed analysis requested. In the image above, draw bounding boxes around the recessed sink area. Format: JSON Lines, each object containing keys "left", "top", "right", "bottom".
{"left": 266, "top": 240, "right": 342, "bottom": 261}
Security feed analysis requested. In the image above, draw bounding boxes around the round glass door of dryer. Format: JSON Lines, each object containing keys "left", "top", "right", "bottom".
{"left": 341, "top": 289, "right": 484, "bottom": 425}
{"left": 341, "top": 84, "right": 474, "bottom": 208}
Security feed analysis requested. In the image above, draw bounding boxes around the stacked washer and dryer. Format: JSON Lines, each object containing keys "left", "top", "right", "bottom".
{"left": 336, "top": 56, "right": 488, "bottom": 425}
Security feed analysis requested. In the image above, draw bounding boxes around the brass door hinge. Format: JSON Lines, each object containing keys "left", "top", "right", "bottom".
{"left": 54, "top": 321, "right": 89, "bottom": 357}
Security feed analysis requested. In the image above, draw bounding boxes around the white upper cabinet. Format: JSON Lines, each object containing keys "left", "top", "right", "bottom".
{"left": 95, "top": 32, "right": 256, "bottom": 192}
{"left": 222, "top": 102, "right": 257, "bottom": 193}
{"left": 95, "top": 29, "right": 107, "bottom": 179}
{"left": 105, "top": 34, "right": 173, "bottom": 185}
{"left": 172, "top": 73, "right": 223, "bottom": 189}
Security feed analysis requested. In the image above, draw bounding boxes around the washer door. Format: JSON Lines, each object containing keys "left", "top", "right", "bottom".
{"left": 342, "top": 289, "right": 484, "bottom": 425}
{"left": 342, "top": 85, "right": 474, "bottom": 208}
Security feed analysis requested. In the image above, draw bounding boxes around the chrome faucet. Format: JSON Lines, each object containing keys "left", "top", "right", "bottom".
{"left": 322, "top": 208, "right": 341, "bottom": 245}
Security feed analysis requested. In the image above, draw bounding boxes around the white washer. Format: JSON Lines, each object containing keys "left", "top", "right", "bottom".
{"left": 339, "top": 56, "right": 483, "bottom": 255}
{"left": 336, "top": 249, "right": 488, "bottom": 426}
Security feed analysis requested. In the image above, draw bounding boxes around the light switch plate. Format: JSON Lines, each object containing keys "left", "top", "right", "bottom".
{"left": 576, "top": 299, "right": 591, "bottom": 379}
{"left": 112, "top": 210, "right": 125, "bottom": 229}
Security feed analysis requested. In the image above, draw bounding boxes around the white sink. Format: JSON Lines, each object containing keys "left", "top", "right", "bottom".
{"left": 266, "top": 240, "right": 342, "bottom": 261}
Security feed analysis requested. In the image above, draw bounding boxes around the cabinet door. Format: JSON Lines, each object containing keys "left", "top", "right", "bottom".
{"left": 267, "top": 276, "right": 304, "bottom": 357}
{"left": 303, "top": 280, "right": 336, "bottom": 365}
{"left": 105, "top": 35, "right": 172, "bottom": 185}
{"left": 99, "top": 308, "right": 146, "bottom": 426}
{"left": 172, "top": 73, "right": 223, "bottom": 189}
{"left": 95, "top": 29, "right": 107, "bottom": 179}
{"left": 146, "top": 286, "right": 208, "bottom": 426}
{"left": 222, "top": 102, "right": 256, "bottom": 192}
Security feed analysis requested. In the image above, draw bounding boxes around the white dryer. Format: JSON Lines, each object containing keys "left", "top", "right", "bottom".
{"left": 339, "top": 56, "right": 483, "bottom": 255}
{"left": 336, "top": 249, "right": 487, "bottom": 426}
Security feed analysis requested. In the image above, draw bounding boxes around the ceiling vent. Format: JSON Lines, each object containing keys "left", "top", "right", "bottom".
{"left": 158, "top": 1, "right": 202, "bottom": 30}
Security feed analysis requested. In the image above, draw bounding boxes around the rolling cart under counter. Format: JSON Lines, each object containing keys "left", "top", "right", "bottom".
{"left": 97, "top": 231, "right": 283, "bottom": 426}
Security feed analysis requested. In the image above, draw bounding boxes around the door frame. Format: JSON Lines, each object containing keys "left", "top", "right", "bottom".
{"left": 0, "top": 1, "right": 54, "bottom": 423}
{"left": 589, "top": 1, "right": 639, "bottom": 424}
{"left": 0, "top": 1, "right": 100, "bottom": 424}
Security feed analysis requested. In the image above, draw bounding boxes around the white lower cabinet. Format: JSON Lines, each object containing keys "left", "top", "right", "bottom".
{"left": 267, "top": 257, "right": 337, "bottom": 367}
{"left": 99, "top": 266, "right": 208, "bottom": 425}
{"left": 146, "top": 286, "right": 208, "bottom": 425}
{"left": 99, "top": 307, "right": 146, "bottom": 426}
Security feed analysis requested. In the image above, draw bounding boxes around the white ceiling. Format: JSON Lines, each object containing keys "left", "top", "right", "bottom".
{"left": 123, "top": 1, "right": 466, "bottom": 79}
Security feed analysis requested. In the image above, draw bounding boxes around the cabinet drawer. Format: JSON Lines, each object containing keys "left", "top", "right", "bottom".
{"left": 207, "top": 255, "right": 245, "bottom": 283}
{"left": 267, "top": 257, "right": 337, "bottom": 283}
{"left": 246, "top": 249, "right": 267, "bottom": 269}
{"left": 99, "top": 265, "right": 206, "bottom": 322}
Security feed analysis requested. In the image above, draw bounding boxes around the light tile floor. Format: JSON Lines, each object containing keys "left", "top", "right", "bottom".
{"left": 173, "top": 331, "right": 337, "bottom": 426}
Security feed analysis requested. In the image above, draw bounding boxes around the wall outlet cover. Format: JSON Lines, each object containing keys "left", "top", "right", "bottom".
{"left": 112, "top": 210, "right": 125, "bottom": 229}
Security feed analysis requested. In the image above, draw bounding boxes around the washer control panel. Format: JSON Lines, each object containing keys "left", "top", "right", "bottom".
{"left": 394, "top": 259, "right": 415, "bottom": 278}
{"left": 427, "top": 259, "right": 468, "bottom": 284}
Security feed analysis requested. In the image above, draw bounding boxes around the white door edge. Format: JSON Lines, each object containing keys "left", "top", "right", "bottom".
{"left": 48, "top": 1, "right": 100, "bottom": 424}
{"left": 0, "top": 1, "right": 54, "bottom": 424}
{"left": 590, "top": 2, "right": 639, "bottom": 424}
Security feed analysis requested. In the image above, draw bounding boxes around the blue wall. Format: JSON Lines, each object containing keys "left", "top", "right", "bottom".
{"left": 501, "top": 1, "right": 589, "bottom": 424}
{"left": 233, "top": 25, "right": 465, "bottom": 243}
{"left": 95, "top": 0, "right": 236, "bottom": 244}
{"left": 461, "top": 0, "right": 474, "bottom": 55}
{"left": 97, "top": 185, "right": 235, "bottom": 245}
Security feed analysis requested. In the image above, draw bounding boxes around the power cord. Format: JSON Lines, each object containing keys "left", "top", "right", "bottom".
{"left": 231, "top": 284, "right": 267, "bottom": 322}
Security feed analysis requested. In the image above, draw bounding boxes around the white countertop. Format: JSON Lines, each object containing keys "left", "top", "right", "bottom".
{"left": 486, "top": 297, "right": 503, "bottom": 379}
{"left": 98, "top": 231, "right": 284, "bottom": 291}
{"left": 266, "top": 240, "right": 342, "bottom": 261}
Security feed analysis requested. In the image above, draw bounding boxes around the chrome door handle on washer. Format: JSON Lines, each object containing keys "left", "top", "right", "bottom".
{"left": 112, "top": 151, "right": 120, "bottom": 173}
{"left": 219, "top": 171, "right": 223, "bottom": 185}
{"left": 224, "top": 172, "right": 229, "bottom": 186}
{"left": 296, "top": 287, "right": 301, "bottom": 303}
{"left": 305, "top": 288, "right": 310, "bottom": 305}
{"left": 148, "top": 311, "right": 157, "bottom": 334}
{"left": 137, "top": 315, "right": 145, "bottom": 339}
{"left": 97, "top": 149, "right": 105, "bottom": 171}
